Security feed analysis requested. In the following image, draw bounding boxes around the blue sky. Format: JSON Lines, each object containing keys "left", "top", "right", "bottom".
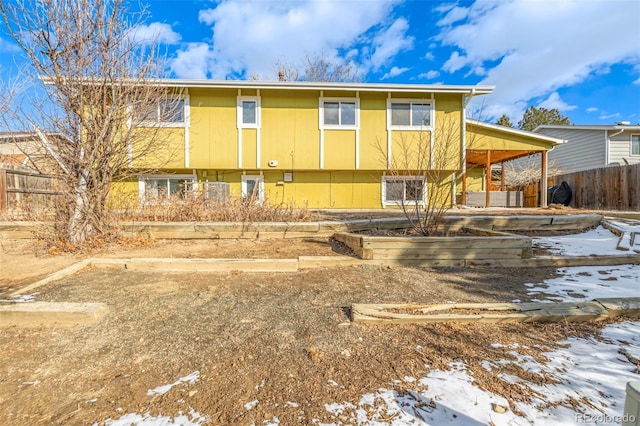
{"left": 1, "top": 0, "right": 639, "bottom": 125}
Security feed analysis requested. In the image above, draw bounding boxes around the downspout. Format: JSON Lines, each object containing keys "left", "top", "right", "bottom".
{"left": 606, "top": 128, "right": 625, "bottom": 167}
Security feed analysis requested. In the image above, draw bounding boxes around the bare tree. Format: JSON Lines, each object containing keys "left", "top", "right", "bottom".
{"left": 274, "top": 51, "right": 362, "bottom": 83}
{"left": 377, "top": 113, "right": 463, "bottom": 236}
{"left": 504, "top": 156, "right": 563, "bottom": 190}
{"left": 0, "top": 0, "right": 180, "bottom": 246}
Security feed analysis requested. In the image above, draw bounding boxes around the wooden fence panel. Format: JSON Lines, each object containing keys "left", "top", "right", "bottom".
{"left": 523, "top": 163, "right": 640, "bottom": 210}
{"left": 0, "top": 168, "right": 61, "bottom": 213}
{"left": 0, "top": 170, "right": 6, "bottom": 211}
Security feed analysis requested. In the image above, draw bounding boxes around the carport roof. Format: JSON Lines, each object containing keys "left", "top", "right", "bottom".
{"left": 465, "top": 120, "right": 565, "bottom": 165}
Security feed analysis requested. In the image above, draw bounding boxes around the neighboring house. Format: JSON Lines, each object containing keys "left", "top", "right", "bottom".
{"left": 0, "top": 132, "right": 59, "bottom": 173}
{"left": 534, "top": 123, "right": 640, "bottom": 174}
{"left": 115, "top": 80, "right": 562, "bottom": 209}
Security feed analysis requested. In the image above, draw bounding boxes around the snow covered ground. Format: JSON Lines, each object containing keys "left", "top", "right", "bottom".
{"left": 97, "top": 225, "right": 640, "bottom": 425}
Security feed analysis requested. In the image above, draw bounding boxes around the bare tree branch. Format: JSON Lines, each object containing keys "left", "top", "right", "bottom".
{"left": 0, "top": 0, "right": 180, "bottom": 245}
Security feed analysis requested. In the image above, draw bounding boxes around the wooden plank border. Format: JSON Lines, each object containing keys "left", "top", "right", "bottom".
{"left": 351, "top": 298, "right": 640, "bottom": 324}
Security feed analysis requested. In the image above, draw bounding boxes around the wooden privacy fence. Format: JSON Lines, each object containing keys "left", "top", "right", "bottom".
{"left": 0, "top": 167, "right": 62, "bottom": 213}
{"left": 524, "top": 163, "right": 640, "bottom": 210}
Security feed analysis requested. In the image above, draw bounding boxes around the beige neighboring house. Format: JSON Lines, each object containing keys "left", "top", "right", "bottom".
{"left": 0, "top": 132, "right": 55, "bottom": 172}
{"left": 534, "top": 123, "right": 640, "bottom": 174}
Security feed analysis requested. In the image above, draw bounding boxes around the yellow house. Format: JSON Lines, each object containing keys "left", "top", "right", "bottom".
{"left": 118, "top": 80, "right": 563, "bottom": 209}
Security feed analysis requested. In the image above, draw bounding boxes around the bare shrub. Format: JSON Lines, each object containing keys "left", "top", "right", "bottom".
{"left": 376, "top": 114, "right": 462, "bottom": 236}
{"left": 109, "top": 191, "right": 313, "bottom": 223}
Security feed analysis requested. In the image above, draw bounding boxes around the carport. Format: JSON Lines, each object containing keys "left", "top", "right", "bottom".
{"left": 462, "top": 120, "right": 565, "bottom": 208}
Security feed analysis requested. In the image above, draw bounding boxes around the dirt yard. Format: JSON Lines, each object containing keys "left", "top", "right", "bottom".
{"left": 0, "top": 236, "right": 611, "bottom": 424}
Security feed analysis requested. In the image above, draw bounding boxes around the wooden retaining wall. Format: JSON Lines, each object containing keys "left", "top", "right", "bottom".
{"left": 0, "top": 214, "right": 603, "bottom": 240}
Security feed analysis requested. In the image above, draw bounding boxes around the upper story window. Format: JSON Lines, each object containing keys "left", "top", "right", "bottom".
{"left": 237, "top": 96, "right": 260, "bottom": 128}
{"left": 136, "top": 97, "right": 188, "bottom": 127}
{"left": 631, "top": 134, "right": 639, "bottom": 156}
{"left": 320, "top": 98, "right": 359, "bottom": 129}
{"left": 387, "top": 99, "right": 434, "bottom": 130}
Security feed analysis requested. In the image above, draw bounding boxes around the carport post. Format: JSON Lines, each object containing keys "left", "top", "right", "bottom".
{"left": 485, "top": 150, "right": 491, "bottom": 207}
{"left": 540, "top": 150, "right": 548, "bottom": 208}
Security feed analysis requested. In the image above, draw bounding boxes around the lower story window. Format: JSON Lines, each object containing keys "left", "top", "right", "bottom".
{"left": 242, "top": 175, "right": 264, "bottom": 204}
{"left": 632, "top": 135, "right": 639, "bottom": 156}
{"left": 140, "top": 175, "right": 195, "bottom": 202}
{"left": 382, "top": 176, "right": 425, "bottom": 206}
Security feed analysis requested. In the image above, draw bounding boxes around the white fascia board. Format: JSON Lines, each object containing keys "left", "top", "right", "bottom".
{"left": 145, "top": 79, "right": 495, "bottom": 95}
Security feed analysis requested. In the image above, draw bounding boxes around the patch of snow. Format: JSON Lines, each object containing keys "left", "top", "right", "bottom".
{"left": 20, "top": 380, "right": 40, "bottom": 385}
{"left": 147, "top": 371, "right": 199, "bottom": 396}
{"left": 327, "top": 379, "right": 339, "bottom": 387}
{"left": 245, "top": 400, "right": 259, "bottom": 411}
{"left": 532, "top": 226, "right": 621, "bottom": 256}
{"left": 527, "top": 264, "right": 640, "bottom": 301}
{"left": 285, "top": 401, "right": 299, "bottom": 408}
{"left": 97, "top": 408, "right": 207, "bottom": 426}
{"left": 263, "top": 416, "right": 280, "bottom": 425}
{"left": 0, "top": 293, "right": 37, "bottom": 303}
{"left": 317, "top": 227, "right": 640, "bottom": 425}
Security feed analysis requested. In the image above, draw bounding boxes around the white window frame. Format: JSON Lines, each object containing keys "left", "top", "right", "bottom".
{"left": 319, "top": 97, "right": 359, "bottom": 130}
{"left": 237, "top": 96, "right": 261, "bottom": 129}
{"left": 136, "top": 96, "right": 189, "bottom": 128}
{"left": 241, "top": 174, "right": 264, "bottom": 204}
{"left": 631, "top": 134, "right": 640, "bottom": 156}
{"left": 381, "top": 176, "right": 426, "bottom": 207}
{"left": 138, "top": 174, "right": 197, "bottom": 204}
{"left": 387, "top": 99, "right": 434, "bottom": 131}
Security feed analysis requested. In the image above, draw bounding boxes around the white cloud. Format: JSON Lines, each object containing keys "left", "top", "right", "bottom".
{"left": 171, "top": 43, "right": 212, "bottom": 79}
{"left": 634, "top": 77, "right": 640, "bottom": 85}
{"left": 436, "top": 0, "right": 640, "bottom": 119}
{"left": 600, "top": 112, "right": 621, "bottom": 120}
{"left": 436, "top": 6, "right": 469, "bottom": 26}
{"left": 538, "top": 92, "right": 577, "bottom": 111}
{"left": 442, "top": 51, "right": 466, "bottom": 73}
{"left": 424, "top": 52, "right": 435, "bottom": 61}
{"left": 418, "top": 70, "right": 440, "bottom": 80}
{"left": 369, "top": 18, "right": 414, "bottom": 70}
{"left": 130, "top": 22, "right": 181, "bottom": 46}
{"left": 586, "top": 107, "right": 598, "bottom": 113}
{"left": 382, "top": 66, "right": 409, "bottom": 79}
{"left": 172, "top": 0, "right": 405, "bottom": 79}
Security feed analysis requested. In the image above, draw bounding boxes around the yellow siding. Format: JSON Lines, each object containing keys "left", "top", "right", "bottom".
{"left": 203, "top": 171, "right": 382, "bottom": 208}
{"left": 241, "top": 128, "right": 257, "bottom": 169}
{"left": 465, "top": 168, "right": 485, "bottom": 192}
{"left": 324, "top": 130, "right": 356, "bottom": 170}
{"left": 359, "top": 94, "right": 387, "bottom": 170}
{"left": 107, "top": 180, "right": 139, "bottom": 209}
{"left": 390, "top": 131, "right": 431, "bottom": 170}
{"left": 189, "top": 88, "right": 237, "bottom": 169}
{"left": 434, "top": 93, "right": 463, "bottom": 171}
{"left": 261, "top": 90, "right": 320, "bottom": 170}
{"left": 132, "top": 128, "right": 185, "bottom": 169}
{"left": 330, "top": 171, "right": 381, "bottom": 208}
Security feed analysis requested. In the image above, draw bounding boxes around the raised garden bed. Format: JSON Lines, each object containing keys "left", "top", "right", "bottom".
{"left": 333, "top": 227, "right": 532, "bottom": 264}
